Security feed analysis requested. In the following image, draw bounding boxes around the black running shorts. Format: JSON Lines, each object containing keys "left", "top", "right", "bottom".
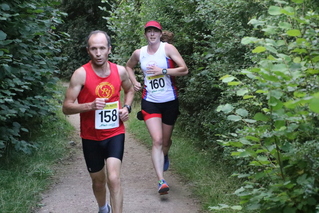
{"left": 82, "top": 133, "right": 125, "bottom": 173}
{"left": 141, "top": 99, "right": 180, "bottom": 125}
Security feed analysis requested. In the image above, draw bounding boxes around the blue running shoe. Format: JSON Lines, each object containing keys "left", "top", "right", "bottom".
{"left": 98, "top": 203, "right": 111, "bottom": 213}
{"left": 164, "top": 155, "right": 170, "bottom": 171}
{"left": 158, "top": 179, "right": 169, "bottom": 195}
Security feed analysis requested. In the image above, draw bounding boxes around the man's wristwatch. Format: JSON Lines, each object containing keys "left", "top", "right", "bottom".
{"left": 162, "top": 69, "right": 167, "bottom": 75}
{"left": 123, "top": 105, "right": 131, "bottom": 113}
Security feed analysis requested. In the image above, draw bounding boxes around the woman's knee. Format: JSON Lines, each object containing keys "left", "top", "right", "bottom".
{"left": 152, "top": 138, "right": 163, "bottom": 147}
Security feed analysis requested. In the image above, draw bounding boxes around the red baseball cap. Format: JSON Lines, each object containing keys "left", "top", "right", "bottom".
{"left": 144, "top": 20, "right": 162, "bottom": 31}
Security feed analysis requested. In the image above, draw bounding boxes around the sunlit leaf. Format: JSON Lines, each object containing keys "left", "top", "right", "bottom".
{"left": 231, "top": 206, "right": 242, "bottom": 210}
{"left": 216, "top": 104, "right": 234, "bottom": 114}
{"left": 243, "top": 95, "right": 255, "bottom": 99}
{"left": 265, "top": 45, "right": 277, "bottom": 53}
{"left": 228, "top": 81, "right": 241, "bottom": 86}
{"left": 293, "top": 57, "right": 301, "bottom": 63}
{"left": 237, "top": 89, "right": 248, "bottom": 96}
{"left": 236, "top": 108, "right": 248, "bottom": 117}
{"left": 312, "top": 56, "right": 319, "bottom": 63}
{"left": 255, "top": 90, "right": 268, "bottom": 94}
{"left": 0, "top": 30, "right": 7, "bottom": 40}
{"left": 252, "top": 46, "right": 266, "bottom": 53}
{"left": 292, "top": 48, "right": 307, "bottom": 53}
{"left": 293, "top": 91, "right": 306, "bottom": 98}
{"left": 1, "top": 3, "right": 10, "bottom": 10}
{"left": 287, "top": 29, "right": 301, "bottom": 37}
{"left": 268, "top": 6, "right": 281, "bottom": 15}
{"left": 281, "top": 6, "right": 295, "bottom": 15}
{"left": 246, "top": 135, "right": 260, "bottom": 142}
{"left": 241, "top": 37, "right": 258, "bottom": 45}
{"left": 292, "top": 0, "right": 304, "bottom": 3}
{"left": 227, "top": 115, "right": 242, "bottom": 121}
{"left": 222, "top": 76, "right": 235, "bottom": 83}
{"left": 269, "top": 90, "right": 283, "bottom": 99}
{"left": 254, "top": 113, "right": 269, "bottom": 121}
{"left": 279, "top": 22, "right": 292, "bottom": 29}
{"left": 309, "top": 98, "right": 319, "bottom": 113}
{"left": 243, "top": 119, "right": 257, "bottom": 123}
{"left": 239, "top": 151, "right": 254, "bottom": 157}
{"left": 271, "top": 64, "right": 288, "bottom": 72}
{"left": 306, "top": 69, "right": 319, "bottom": 74}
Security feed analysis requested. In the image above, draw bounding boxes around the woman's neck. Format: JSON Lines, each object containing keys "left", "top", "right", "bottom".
{"left": 147, "top": 42, "right": 160, "bottom": 55}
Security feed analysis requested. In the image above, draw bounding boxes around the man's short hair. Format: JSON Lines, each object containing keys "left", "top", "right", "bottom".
{"left": 86, "top": 30, "right": 112, "bottom": 48}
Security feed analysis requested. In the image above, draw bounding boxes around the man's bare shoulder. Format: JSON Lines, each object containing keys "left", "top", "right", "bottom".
{"left": 116, "top": 64, "right": 127, "bottom": 76}
{"left": 70, "top": 66, "right": 86, "bottom": 86}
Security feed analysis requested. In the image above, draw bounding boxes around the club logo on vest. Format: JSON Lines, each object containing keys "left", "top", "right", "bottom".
{"left": 95, "top": 82, "right": 115, "bottom": 98}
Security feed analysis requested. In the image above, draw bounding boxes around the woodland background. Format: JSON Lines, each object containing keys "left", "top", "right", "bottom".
{"left": 1, "top": 0, "right": 319, "bottom": 212}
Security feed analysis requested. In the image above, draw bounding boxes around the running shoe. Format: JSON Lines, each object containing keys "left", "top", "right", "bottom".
{"left": 98, "top": 203, "right": 111, "bottom": 213}
{"left": 164, "top": 155, "right": 170, "bottom": 171}
{"left": 158, "top": 179, "right": 169, "bottom": 195}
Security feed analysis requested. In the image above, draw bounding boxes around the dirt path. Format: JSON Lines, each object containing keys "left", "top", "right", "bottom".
{"left": 36, "top": 113, "right": 203, "bottom": 213}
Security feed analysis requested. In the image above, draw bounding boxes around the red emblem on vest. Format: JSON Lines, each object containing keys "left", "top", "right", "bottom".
{"left": 95, "top": 82, "right": 115, "bottom": 98}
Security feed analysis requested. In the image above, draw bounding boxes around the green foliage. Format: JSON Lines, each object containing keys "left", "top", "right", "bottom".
{"left": 0, "top": 0, "right": 66, "bottom": 157}
{"left": 103, "top": 0, "right": 142, "bottom": 65}
{"left": 214, "top": 0, "right": 319, "bottom": 212}
{"left": 178, "top": 0, "right": 267, "bottom": 151}
{"left": 57, "top": 0, "right": 114, "bottom": 78}
{"left": 103, "top": 0, "right": 262, "bottom": 151}
{"left": 100, "top": 0, "right": 319, "bottom": 211}
{"left": 0, "top": 106, "right": 74, "bottom": 212}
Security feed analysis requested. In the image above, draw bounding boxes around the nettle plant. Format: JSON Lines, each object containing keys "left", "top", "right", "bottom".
{"left": 211, "top": 0, "right": 319, "bottom": 212}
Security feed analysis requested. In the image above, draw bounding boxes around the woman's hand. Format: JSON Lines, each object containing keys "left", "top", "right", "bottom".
{"left": 146, "top": 65, "right": 162, "bottom": 76}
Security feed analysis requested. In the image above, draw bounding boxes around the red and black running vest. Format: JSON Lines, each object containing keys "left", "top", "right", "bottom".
{"left": 78, "top": 61, "right": 124, "bottom": 141}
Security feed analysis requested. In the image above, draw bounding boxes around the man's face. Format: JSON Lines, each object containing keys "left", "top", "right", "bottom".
{"left": 87, "top": 33, "right": 111, "bottom": 66}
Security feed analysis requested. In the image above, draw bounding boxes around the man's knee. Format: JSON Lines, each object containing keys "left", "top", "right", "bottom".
{"left": 107, "top": 173, "right": 121, "bottom": 193}
{"left": 92, "top": 178, "right": 106, "bottom": 189}
{"left": 91, "top": 172, "right": 106, "bottom": 188}
{"left": 108, "top": 172, "right": 120, "bottom": 184}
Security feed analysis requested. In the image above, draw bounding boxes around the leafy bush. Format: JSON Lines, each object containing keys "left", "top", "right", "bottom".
{"left": 104, "top": 0, "right": 142, "bottom": 65}
{"left": 214, "top": 0, "right": 319, "bottom": 212}
{"left": 104, "top": 0, "right": 263, "bottom": 150}
{"left": 101, "top": 0, "right": 319, "bottom": 210}
{"left": 0, "top": 0, "right": 66, "bottom": 157}
{"left": 57, "top": 0, "right": 115, "bottom": 78}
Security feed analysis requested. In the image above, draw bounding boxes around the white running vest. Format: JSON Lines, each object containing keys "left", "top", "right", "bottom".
{"left": 139, "top": 42, "right": 177, "bottom": 103}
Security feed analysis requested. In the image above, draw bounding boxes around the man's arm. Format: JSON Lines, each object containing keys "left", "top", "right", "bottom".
{"left": 62, "top": 67, "right": 108, "bottom": 115}
{"left": 118, "top": 65, "right": 135, "bottom": 122}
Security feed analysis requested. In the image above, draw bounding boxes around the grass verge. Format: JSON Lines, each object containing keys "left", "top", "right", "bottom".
{"left": 127, "top": 103, "right": 246, "bottom": 213}
{"left": 0, "top": 82, "right": 76, "bottom": 213}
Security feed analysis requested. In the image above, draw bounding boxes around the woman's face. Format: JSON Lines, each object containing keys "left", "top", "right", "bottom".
{"left": 145, "top": 27, "right": 162, "bottom": 44}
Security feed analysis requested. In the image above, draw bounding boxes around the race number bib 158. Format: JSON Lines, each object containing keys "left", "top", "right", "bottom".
{"left": 95, "top": 101, "right": 119, "bottom": 129}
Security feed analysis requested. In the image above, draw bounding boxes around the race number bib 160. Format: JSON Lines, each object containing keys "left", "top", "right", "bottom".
{"left": 147, "top": 75, "right": 166, "bottom": 93}
{"left": 95, "top": 101, "right": 119, "bottom": 129}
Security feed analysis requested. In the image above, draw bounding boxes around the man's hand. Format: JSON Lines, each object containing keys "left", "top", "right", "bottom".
{"left": 92, "top": 98, "right": 109, "bottom": 110}
{"left": 119, "top": 108, "right": 129, "bottom": 122}
{"left": 133, "top": 82, "right": 142, "bottom": 92}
